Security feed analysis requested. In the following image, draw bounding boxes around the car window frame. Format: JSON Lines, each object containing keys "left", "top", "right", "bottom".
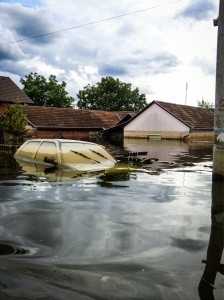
{"left": 18, "top": 140, "right": 42, "bottom": 160}
{"left": 34, "top": 141, "right": 59, "bottom": 164}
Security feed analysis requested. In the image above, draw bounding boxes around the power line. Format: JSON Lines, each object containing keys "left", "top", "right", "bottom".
{"left": 1, "top": 0, "right": 184, "bottom": 46}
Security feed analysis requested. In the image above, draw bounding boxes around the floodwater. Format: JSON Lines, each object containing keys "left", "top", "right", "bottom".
{"left": 0, "top": 140, "right": 223, "bottom": 300}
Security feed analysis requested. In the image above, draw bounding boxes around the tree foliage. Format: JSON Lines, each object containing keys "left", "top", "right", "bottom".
{"left": 76, "top": 76, "right": 147, "bottom": 111}
{"left": 20, "top": 72, "right": 74, "bottom": 108}
{"left": 0, "top": 104, "right": 28, "bottom": 137}
{"left": 197, "top": 98, "right": 213, "bottom": 109}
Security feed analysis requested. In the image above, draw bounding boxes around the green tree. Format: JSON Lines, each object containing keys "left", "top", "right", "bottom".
{"left": 76, "top": 76, "right": 147, "bottom": 111}
{"left": 0, "top": 104, "right": 28, "bottom": 140}
{"left": 20, "top": 72, "right": 74, "bottom": 108}
{"left": 197, "top": 98, "right": 214, "bottom": 109}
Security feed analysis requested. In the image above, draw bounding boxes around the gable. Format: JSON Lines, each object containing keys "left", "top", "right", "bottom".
{"left": 123, "top": 100, "right": 214, "bottom": 131}
{"left": 125, "top": 102, "right": 190, "bottom": 132}
{"left": 0, "top": 76, "right": 33, "bottom": 104}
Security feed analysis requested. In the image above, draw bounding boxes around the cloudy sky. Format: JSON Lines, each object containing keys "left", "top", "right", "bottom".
{"left": 0, "top": 0, "right": 219, "bottom": 107}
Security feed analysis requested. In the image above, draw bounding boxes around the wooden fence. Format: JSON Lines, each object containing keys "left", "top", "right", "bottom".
{"left": 0, "top": 144, "right": 20, "bottom": 151}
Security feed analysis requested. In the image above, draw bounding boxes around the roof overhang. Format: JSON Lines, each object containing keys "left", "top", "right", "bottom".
{"left": 30, "top": 125, "right": 105, "bottom": 131}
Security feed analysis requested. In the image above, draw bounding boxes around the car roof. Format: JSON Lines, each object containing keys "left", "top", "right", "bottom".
{"left": 25, "top": 139, "right": 95, "bottom": 145}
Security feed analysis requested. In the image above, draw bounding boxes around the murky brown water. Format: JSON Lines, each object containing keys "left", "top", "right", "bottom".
{"left": 0, "top": 140, "right": 223, "bottom": 299}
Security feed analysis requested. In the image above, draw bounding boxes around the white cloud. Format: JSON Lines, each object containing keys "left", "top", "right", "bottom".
{"left": 19, "top": 56, "right": 65, "bottom": 77}
{"left": 0, "top": 0, "right": 219, "bottom": 106}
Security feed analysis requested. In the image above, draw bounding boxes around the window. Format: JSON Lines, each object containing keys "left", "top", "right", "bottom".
{"left": 18, "top": 141, "right": 41, "bottom": 159}
{"left": 35, "top": 142, "right": 57, "bottom": 163}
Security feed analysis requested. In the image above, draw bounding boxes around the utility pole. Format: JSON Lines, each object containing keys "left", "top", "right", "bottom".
{"left": 213, "top": 0, "right": 224, "bottom": 179}
{"left": 185, "top": 82, "right": 188, "bottom": 105}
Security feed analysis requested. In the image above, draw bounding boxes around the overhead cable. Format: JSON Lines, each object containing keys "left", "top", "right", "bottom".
{"left": 0, "top": 0, "right": 184, "bottom": 46}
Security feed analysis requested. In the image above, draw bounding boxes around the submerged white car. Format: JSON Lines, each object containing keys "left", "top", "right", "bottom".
{"left": 14, "top": 139, "right": 117, "bottom": 172}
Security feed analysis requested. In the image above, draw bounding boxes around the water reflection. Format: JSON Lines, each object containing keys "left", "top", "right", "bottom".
{"left": 123, "top": 139, "right": 213, "bottom": 170}
{"left": 0, "top": 150, "right": 22, "bottom": 179}
{"left": 14, "top": 160, "right": 108, "bottom": 182}
{"left": 198, "top": 179, "right": 224, "bottom": 300}
{"left": 171, "top": 237, "right": 207, "bottom": 253}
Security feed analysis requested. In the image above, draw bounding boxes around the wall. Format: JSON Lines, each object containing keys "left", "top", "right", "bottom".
{"left": 124, "top": 130, "right": 189, "bottom": 140}
{"left": 33, "top": 129, "right": 90, "bottom": 141}
{"left": 189, "top": 131, "right": 214, "bottom": 141}
{"left": 0, "top": 104, "right": 6, "bottom": 113}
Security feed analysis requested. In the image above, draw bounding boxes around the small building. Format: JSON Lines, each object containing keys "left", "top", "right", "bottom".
{"left": 0, "top": 76, "right": 33, "bottom": 113}
{"left": 23, "top": 106, "right": 133, "bottom": 141}
{"left": 102, "top": 100, "right": 214, "bottom": 141}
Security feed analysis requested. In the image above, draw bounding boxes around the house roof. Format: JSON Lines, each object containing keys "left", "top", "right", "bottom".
{"left": 23, "top": 106, "right": 133, "bottom": 129}
{"left": 155, "top": 101, "right": 214, "bottom": 129}
{"left": 0, "top": 76, "right": 33, "bottom": 104}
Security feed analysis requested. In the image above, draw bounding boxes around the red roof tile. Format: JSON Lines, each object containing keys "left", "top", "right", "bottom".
{"left": 156, "top": 101, "right": 214, "bottom": 129}
{"left": 23, "top": 106, "right": 125, "bottom": 129}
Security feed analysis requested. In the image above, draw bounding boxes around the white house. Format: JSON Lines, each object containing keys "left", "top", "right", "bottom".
{"left": 103, "top": 101, "right": 214, "bottom": 141}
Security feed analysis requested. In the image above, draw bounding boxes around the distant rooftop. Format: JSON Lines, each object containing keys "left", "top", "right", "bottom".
{"left": 23, "top": 106, "right": 135, "bottom": 129}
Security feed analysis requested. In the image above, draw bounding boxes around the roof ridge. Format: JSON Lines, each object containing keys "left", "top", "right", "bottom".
{"left": 155, "top": 100, "right": 201, "bottom": 109}
{"left": 24, "top": 105, "right": 136, "bottom": 114}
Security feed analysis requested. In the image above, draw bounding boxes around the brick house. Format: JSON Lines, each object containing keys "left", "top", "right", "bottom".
{"left": 23, "top": 105, "right": 135, "bottom": 141}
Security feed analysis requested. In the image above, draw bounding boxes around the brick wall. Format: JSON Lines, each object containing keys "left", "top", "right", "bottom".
{"left": 34, "top": 129, "right": 90, "bottom": 141}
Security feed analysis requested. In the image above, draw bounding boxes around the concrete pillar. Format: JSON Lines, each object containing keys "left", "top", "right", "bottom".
{"left": 213, "top": 0, "right": 224, "bottom": 179}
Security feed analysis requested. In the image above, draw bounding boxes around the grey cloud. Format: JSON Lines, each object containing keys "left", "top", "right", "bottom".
{"left": 98, "top": 51, "right": 179, "bottom": 78}
{"left": 192, "top": 56, "right": 215, "bottom": 75}
{"left": 132, "top": 51, "right": 180, "bottom": 75}
{"left": 0, "top": 3, "right": 58, "bottom": 44}
{"left": 98, "top": 64, "right": 127, "bottom": 76}
{"left": 178, "top": 0, "right": 216, "bottom": 21}
{"left": 0, "top": 60, "right": 30, "bottom": 78}
{"left": 171, "top": 237, "right": 207, "bottom": 252}
{"left": 116, "top": 21, "right": 137, "bottom": 37}
{"left": 198, "top": 226, "right": 211, "bottom": 234}
{"left": 148, "top": 52, "right": 180, "bottom": 74}
{"left": 0, "top": 39, "right": 25, "bottom": 62}
{"left": 0, "top": 47, "right": 15, "bottom": 61}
